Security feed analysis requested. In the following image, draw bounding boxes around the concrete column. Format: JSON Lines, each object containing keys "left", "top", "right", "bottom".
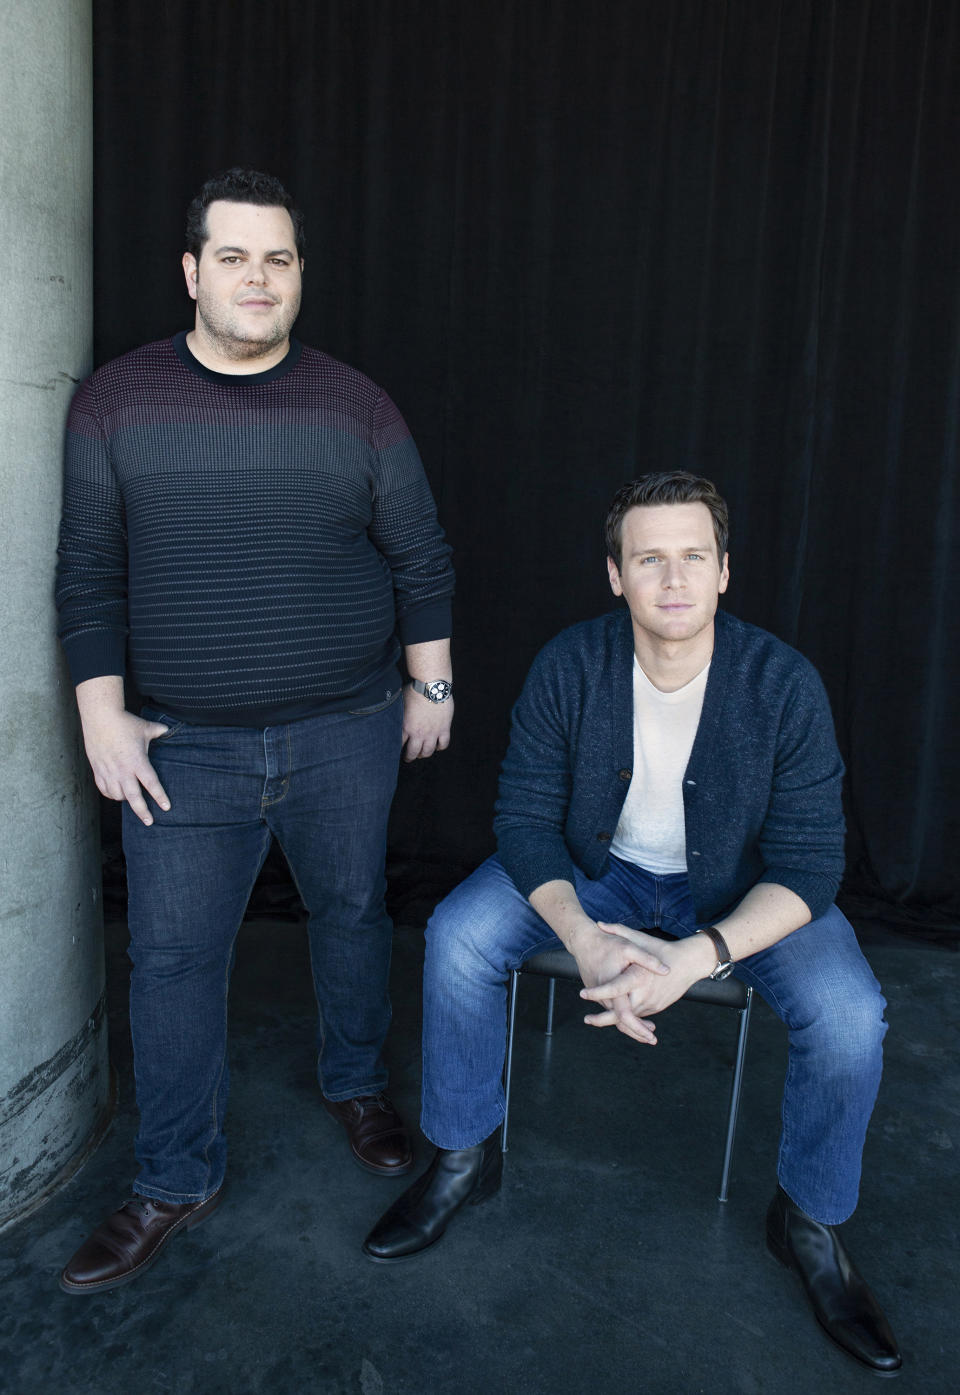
{"left": 0, "top": 0, "right": 111, "bottom": 1232}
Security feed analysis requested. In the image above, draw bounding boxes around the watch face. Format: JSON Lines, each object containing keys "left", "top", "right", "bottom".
{"left": 426, "top": 679, "right": 452, "bottom": 703}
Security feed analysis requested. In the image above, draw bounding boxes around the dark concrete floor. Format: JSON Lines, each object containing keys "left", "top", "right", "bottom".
{"left": 1, "top": 913, "right": 957, "bottom": 1395}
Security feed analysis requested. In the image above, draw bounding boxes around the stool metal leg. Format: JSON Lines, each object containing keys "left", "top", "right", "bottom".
{"left": 502, "top": 969, "right": 521, "bottom": 1153}
{"left": 717, "top": 986, "right": 753, "bottom": 1202}
{"left": 544, "top": 978, "right": 557, "bottom": 1036}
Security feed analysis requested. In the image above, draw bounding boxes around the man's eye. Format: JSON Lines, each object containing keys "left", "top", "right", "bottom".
{"left": 222, "top": 257, "right": 241, "bottom": 264}
{"left": 686, "top": 553, "right": 704, "bottom": 561}
{"left": 641, "top": 556, "right": 660, "bottom": 564}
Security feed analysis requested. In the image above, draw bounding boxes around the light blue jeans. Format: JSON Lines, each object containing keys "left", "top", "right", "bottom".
{"left": 422, "top": 854, "right": 887, "bottom": 1224}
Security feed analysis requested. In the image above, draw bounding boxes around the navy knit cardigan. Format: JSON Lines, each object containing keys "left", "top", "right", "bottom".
{"left": 494, "top": 607, "right": 846, "bottom": 925}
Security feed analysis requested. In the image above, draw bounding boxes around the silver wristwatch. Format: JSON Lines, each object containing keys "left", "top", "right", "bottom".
{"left": 408, "top": 677, "right": 453, "bottom": 704}
{"left": 697, "top": 925, "right": 735, "bottom": 980}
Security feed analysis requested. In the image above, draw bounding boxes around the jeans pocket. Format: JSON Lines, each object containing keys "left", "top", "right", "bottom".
{"left": 346, "top": 689, "right": 402, "bottom": 716}
{"left": 141, "top": 706, "right": 187, "bottom": 741}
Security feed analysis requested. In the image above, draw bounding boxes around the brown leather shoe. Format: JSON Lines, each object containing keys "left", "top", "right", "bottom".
{"left": 59, "top": 1191, "right": 221, "bottom": 1295}
{"left": 323, "top": 1094, "right": 413, "bottom": 1176}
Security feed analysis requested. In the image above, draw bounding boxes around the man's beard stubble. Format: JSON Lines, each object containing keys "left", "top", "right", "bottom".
{"left": 194, "top": 284, "right": 301, "bottom": 361}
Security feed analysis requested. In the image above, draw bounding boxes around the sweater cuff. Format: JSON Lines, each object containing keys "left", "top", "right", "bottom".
{"left": 397, "top": 598, "right": 452, "bottom": 647}
{"left": 496, "top": 837, "right": 577, "bottom": 902}
{"left": 757, "top": 867, "right": 840, "bottom": 922}
{"left": 60, "top": 631, "right": 127, "bottom": 687}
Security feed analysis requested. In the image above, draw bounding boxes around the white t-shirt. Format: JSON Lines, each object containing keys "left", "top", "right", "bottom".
{"left": 610, "top": 658, "right": 710, "bottom": 873}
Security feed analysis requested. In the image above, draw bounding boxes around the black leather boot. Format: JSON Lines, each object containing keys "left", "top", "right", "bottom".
{"left": 766, "top": 1186, "right": 901, "bottom": 1373}
{"left": 362, "top": 1132, "right": 502, "bottom": 1262}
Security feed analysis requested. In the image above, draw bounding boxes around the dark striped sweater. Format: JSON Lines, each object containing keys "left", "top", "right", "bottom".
{"left": 55, "top": 333, "right": 454, "bottom": 724}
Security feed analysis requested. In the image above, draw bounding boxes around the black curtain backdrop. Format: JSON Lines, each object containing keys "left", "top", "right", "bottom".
{"left": 91, "top": 0, "right": 959, "bottom": 938}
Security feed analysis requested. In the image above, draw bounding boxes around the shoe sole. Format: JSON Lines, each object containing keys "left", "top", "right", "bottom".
{"left": 352, "top": 1153, "right": 415, "bottom": 1178}
{"left": 58, "top": 1190, "right": 222, "bottom": 1296}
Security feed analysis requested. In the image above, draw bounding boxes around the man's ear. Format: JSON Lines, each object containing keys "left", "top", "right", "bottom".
{"left": 182, "top": 252, "right": 199, "bottom": 302}
{"left": 607, "top": 555, "right": 623, "bottom": 597}
{"left": 719, "top": 552, "right": 730, "bottom": 594}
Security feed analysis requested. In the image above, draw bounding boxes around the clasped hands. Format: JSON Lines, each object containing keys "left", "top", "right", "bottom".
{"left": 572, "top": 922, "right": 706, "bottom": 1046}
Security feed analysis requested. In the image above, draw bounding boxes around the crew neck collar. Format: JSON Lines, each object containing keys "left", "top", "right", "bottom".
{"left": 173, "top": 330, "right": 302, "bottom": 384}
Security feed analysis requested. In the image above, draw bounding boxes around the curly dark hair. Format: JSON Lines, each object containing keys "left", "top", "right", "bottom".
{"left": 184, "top": 167, "right": 305, "bottom": 262}
{"left": 604, "top": 472, "right": 729, "bottom": 570}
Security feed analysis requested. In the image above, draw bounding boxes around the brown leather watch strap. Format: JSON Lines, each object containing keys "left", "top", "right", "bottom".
{"left": 698, "top": 924, "right": 733, "bottom": 970}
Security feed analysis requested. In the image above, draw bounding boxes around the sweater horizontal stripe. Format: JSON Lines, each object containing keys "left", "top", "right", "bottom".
{"left": 56, "top": 335, "right": 454, "bottom": 722}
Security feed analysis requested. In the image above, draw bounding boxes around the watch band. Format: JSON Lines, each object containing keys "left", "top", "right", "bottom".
{"left": 697, "top": 925, "right": 735, "bottom": 980}
{"left": 408, "top": 677, "right": 453, "bottom": 704}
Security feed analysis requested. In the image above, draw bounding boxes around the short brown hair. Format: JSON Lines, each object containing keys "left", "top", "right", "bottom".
{"left": 604, "top": 472, "right": 729, "bottom": 570}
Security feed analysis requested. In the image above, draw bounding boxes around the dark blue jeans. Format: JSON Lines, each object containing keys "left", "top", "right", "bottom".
{"left": 122, "top": 695, "right": 403, "bottom": 1203}
{"left": 422, "top": 854, "right": 888, "bottom": 1224}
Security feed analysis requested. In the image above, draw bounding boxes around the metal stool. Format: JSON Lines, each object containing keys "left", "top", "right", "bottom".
{"left": 502, "top": 944, "right": 753, "bottom": 1201}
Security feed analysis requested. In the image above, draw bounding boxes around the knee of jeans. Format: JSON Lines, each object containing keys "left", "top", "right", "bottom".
{"left": 424, "top": 897, "right": 507, "bottom": 985}
{"left": 806, "top": 979, "right": 888, "bottom": 1070}
{"left": 128, "top": 936, "right": 229, "bottom": 980}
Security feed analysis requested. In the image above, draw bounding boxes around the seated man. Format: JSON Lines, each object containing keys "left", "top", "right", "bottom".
{"left": 364, "top": 472, "right": 900, "bottom": 1375}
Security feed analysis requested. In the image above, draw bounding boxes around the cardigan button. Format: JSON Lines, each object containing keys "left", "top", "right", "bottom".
{"left": 685, "top": 779, "right": 697, "bottom": 786}
{"left": 597, "top": 831, "right": 611, "bottom": 842}
{"left": 618, "top": 769, "right": 632, "bottom": 781}
{"left": 690, "top": 850, "right": 701, "bottom": 857}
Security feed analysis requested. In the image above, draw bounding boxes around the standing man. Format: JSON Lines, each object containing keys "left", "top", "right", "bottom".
{"left": 364, "top": 473, "right": 900, "bottom": 1375}
{"left": 55, "top": 168, "right": 454, "bottom": 1293}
